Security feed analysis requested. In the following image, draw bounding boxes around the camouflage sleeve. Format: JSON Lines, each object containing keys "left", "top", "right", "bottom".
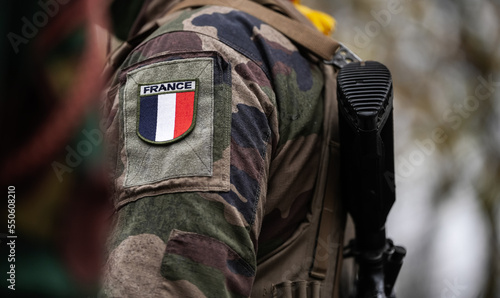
{"left": 101, "top": 6, "right": 325, "bottom": 298}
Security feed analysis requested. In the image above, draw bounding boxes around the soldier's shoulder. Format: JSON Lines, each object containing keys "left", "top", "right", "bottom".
{"left": 155, "top": 5, "right": 295, "bottom": 48}
{"left": 121, "top": 5, "right": 300, "bottom": 69}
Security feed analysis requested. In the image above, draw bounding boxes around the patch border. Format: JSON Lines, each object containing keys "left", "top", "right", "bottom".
{"left": 136, "top": 78, "right": 199, "bottom": 145}
{"left": 121, "top": 57, "right": 227, "bottom": 192}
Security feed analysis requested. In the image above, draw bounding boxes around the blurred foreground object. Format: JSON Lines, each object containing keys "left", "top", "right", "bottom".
{"left": 0, "top": 0, "right": 112, "bottom": 296}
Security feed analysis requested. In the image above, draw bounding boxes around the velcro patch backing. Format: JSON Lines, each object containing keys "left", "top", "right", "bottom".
{"left": 123, "top": 58, "right": 215, "bottom": 187}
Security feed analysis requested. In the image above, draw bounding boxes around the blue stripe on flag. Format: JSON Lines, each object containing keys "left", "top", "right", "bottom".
{"left": 139, "top": 95, "right": 158, "bottom": 141}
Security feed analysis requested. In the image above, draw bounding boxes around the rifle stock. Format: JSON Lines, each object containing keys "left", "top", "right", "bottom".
{"left": 337, "top": 61, "right": 406, "bottom": 298}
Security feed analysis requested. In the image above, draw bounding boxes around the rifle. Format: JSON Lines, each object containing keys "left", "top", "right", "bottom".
{"left": 337, "top": 60, "right": 406, "bottom": 298}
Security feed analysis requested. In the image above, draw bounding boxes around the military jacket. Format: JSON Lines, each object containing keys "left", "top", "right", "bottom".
{"left": 101, "top": 4, "right": 340, "bottom": 297}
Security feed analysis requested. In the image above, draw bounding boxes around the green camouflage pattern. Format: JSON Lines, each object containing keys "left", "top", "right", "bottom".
{"left": 101, "top": 4, "right": 328, "bottom": 297}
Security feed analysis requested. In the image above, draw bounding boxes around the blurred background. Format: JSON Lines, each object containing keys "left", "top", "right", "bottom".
{"left": 1, "top": 0, "right": 498, "bottom": 297}
{"left": 306, "top": 0, "right": 500, "bottom": 297}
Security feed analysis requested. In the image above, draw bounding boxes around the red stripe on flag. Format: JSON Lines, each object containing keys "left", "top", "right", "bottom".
{"left": 174, "top": 91, "right": 195, "bottom": 138}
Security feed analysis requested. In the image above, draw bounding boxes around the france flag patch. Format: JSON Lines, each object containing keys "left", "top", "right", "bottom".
{"left": 137, "top": 80, "right": 198, "bottom": 144}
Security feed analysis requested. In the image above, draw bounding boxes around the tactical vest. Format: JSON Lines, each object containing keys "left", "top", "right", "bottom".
{"left": 104, "top": 0, "right": 358, "bottom": 297}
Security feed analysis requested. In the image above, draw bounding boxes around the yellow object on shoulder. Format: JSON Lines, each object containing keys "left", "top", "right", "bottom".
{"left": 292, "top": 0, "right": 336, "bottom": 35}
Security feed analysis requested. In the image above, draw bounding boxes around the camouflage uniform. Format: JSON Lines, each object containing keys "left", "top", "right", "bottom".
{"left": 102, "top": 2, "right": 342, "bottom": 297}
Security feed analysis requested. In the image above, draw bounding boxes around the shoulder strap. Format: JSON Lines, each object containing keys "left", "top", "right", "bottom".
{"left": 168, "top": 0, "right": 340, "bottom": 61}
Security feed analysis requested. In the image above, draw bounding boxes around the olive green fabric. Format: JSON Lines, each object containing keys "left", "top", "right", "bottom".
{"left": 123, "top": 58, "right": 217, "bottom": 187}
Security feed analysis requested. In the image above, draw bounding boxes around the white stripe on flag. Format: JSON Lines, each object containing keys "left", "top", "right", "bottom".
{"left": 155, "top": 93, "right": 176, "bottom": 141}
